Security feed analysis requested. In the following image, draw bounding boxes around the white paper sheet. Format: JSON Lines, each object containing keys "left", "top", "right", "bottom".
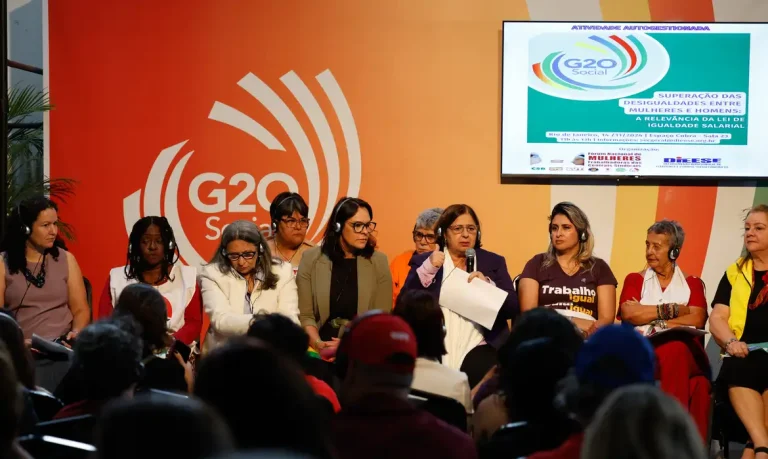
{"left": 439, "top": 269, "right": 509, "bottom": 329}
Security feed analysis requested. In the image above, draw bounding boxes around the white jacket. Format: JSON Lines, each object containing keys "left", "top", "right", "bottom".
{"left": 200, "top": 260, "right": 299, "bottom": 352}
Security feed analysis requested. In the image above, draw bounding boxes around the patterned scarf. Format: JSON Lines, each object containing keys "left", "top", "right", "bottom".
{"left": 749, "top": 270, "right": 768, "bottom": 310}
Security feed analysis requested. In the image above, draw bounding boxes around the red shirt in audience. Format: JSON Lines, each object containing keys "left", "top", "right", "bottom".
{"left": 53, "top": 399, "right": 105, "bottom": 420}
{"left": 305, "top": 375, "right": 341, "bottom": 413}
{"left": 527, "top": 432, "right": 584, "bottom": 459}
{"left": 332, "top": 393, "right": 477, "bottom": 459}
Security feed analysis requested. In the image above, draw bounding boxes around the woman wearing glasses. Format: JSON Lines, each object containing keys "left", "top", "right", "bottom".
{"left": 403, "top": 204, "right": 518, "bottom": 375}
{"left": 297, "top": 197, "right": 392, "bottom": 352}
{"left": 266, "top": 192, "right": 314, "bottom": 273}
{"left": 389, "top": 207, "right": 443, "bottom": 306}
{"left": 200, "top": 220, "right": 299, "bottom": 352}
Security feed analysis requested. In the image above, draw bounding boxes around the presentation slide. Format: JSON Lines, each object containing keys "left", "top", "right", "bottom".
{"left": 501, "top": 22, "right": 768, "bottom": 179}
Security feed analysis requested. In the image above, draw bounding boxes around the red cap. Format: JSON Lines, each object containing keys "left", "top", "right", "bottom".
{"left": 344, "top": 314, "right": 417, "bottom": 374}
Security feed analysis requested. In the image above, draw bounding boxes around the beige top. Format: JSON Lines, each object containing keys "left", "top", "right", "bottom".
{"left": 267, "top": 239, "right": 315, "bottom": 270}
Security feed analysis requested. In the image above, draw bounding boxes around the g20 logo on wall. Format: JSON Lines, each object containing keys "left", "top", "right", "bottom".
{"left": 122, "top": 70, "right": 361, "bottom": 267}
{"left": 529, "top": 33, "right": 670, "bottom": 101}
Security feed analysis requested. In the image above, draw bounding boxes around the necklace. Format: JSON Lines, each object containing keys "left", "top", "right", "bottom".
{"left": 275, "top": 240, "right": 298, "bottom": 264}
{"left": 24, "top": 258, "right": 46, "bottom": 288}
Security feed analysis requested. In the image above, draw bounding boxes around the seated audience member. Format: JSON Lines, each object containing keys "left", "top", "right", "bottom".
{"left": 99, "top": 216, "right": 202, "bottom": 345}
{"left": 403, "top": 204, "right": 517, "bottom": 372}
{"left": 477, "top": 338, "right": 580, "bottom": 459}
{"left": 332, "top": 311, "right": 477, "bottom": 459}
{"left": 0, "top": 196, "right": 90, "bottom": 342}
{"left": 298, "top": 197, "right": 392, "bottom": 354}
{"left": 618, "top": 219, "right": 710, "bottom": 440}
{"left": 113, "top": 284, "right": 191, "bottom": 393}
{"left": 54, "top": 320, "right": 143, "bottom": 419}
{"left": 267, "top": 192, "right": 314, "bottom": 272}
{"left": 390, "top": 207, "right": 443, "bottom": 306}
{"left": 194, "top": 338, "right": 334, "bottom": 458}
{"left": 0, "top": 343, "right": 33, "bottom": 459}
{"left": 527, "top": 324, "right": 656, "bottom": 459}
{"left": 519, "top": 202, "right": 617, "bottom": 338}
{"left": 0, "top": 312, "right": 40, "bottom": 431}
{"left": 95, "top": 394, "right": 234, "bottom": 459}
{"left": 392, "top": 289, "right": 471, "bottom": 413}
{"left": 582, "top": 384, "right": 707, "bottom": 459}
{"left": 200, "top": 220, "right": 299, "bottom": 352}
{"left": 247, "top": 313, "right": 341, "bottom": 412}
{"left": 710, "top": 204, "right": 768, "bottom": 458}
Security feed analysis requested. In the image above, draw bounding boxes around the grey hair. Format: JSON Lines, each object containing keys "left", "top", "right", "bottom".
{"left": 414, "top": 207, "right": 443, "bottom": 230}
{"left": 647, "top": 219, "right": 685, "bottom": 251}
{"left": 208, "top": 220, "right": 279, "bottom": 290}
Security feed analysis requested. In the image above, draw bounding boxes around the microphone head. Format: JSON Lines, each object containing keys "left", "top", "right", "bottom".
{"left": 465, "top": 248, "right": 476, "bottom": 258}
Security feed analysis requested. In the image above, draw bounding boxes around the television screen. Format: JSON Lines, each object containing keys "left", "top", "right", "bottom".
{"left": 501, "top": 21, "right": 768, "bottom": 179}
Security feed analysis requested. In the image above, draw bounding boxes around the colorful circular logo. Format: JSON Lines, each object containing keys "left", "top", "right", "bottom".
{"left": 529, "top": 33, "right": 670, "bottom": 101}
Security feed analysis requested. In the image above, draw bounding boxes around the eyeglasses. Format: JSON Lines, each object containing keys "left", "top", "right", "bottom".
{"left": 413, "top": 231, "right": 437, "bottom": 243}
{"left": 280, "top": 217, "right": 310, "bottom": 229}
{"left": 225, "top": 251, "right": 257, "bottom": 262}
{"left": 348, "top": 222, "right": 377, "bottom": 233}
{"left": 448, "top": 225, "right": 478, "bottom": 235}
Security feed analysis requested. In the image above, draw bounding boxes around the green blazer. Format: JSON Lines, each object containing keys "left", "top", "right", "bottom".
{"left": 297, "top": 246, "right": 392, "bottom": 330}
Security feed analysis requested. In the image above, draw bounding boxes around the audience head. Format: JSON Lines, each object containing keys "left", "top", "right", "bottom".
{"left": 499, "top": 308, "right": 583, "bottom": 364}
{"left": 582, "top": 384, "right": 706, "bottom": 459}
{"left": 95, "top": 393, "right": 234, "bottom": 459}
{"left": 646, "top": 219, "right": 685, "bottom": 270}
{"left": 557, "top": 324, "right": 656, "bottom": 425}
{"left": 194, "top": 339, "right": 332, "bottom": 458}
{"left": 1, "top": 195, "right": 60, "bottom": 274}
{"left": 412, "top": 207, "right": 443, "bottom": 254}
{"left": 434, "top": 204, "right": 482, "bottom": 254}
{"left": 392, "top": 290, "right": 446, "bottom": 360}
{"left": 72, "top": 319, "right": 144, "bottom": 401}
{"left": 270, "top": 192, "right": 310, "bottom": 247}
{"left": 546, "top": 201, "right": 594, "bottom": 266}
{"left": 743, "top": 204, "right": 768, "bottom": 259}
{"left": 247, "top": 312, "right": 309, "bottom": 365}
{"left": 0, "top": 342, "right": 22, "bottom": 452}
{"left": 210, "top": 220, "right": 278, "bottom": 289}
{"left": 125, "top": 216, "right": 179, "bottom": 283}
{"left": 337, "top": 311, "right": 417, "bottom": 402}
{"left": 322, "top": 197, "right": 375, "bottom": 261}
{"left": 113, "top": 283, "right": 171, "bottom": 355}
{"left": 0, "top": 311, "right": 35, "bottom": 389}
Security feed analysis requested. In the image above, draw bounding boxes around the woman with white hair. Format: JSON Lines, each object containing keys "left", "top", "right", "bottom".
{"left": 200, "top": 220, "right": 298, "bottom": 352}
{"left": 389, "top": 207, "right": 443, "bottom": 306}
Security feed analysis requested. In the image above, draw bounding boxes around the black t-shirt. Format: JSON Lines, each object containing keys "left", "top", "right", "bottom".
{"left": 713, "top": 269, "right": 768, "bottom": 344}
{"left": 329, "top": 258, "right": 358, "bottom": 321}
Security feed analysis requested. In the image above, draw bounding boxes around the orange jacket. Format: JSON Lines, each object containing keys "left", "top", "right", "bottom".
{"left": 390, "top": 250, "right": 416, "bottom": 308}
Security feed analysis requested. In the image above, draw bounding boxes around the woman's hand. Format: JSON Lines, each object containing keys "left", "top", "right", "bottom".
{"left": 726, "top": 340, "right": 749, "bottom": 358}
{"left": 429, "top": 250, "right": 445, "bottom": 269}
{"left": 315, "top": 337, "right": 340, "bottom": 351}
{"left": 174, "top": 352, "right": 195, "bottom": 392}
{"left": 468, "top": 272, "right": 490, "bottom": 283}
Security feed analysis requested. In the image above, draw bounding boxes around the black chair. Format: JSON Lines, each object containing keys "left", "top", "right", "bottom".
{"left": 408, "top": 388, "right": 467, "bottom": 432}
{"left": 36, "top": 414, "right": 97, "bottom": 444}
{"left": 711, "top": 380, "right": 749, "bottom": 458}
{"left": 18, "top": 434, "right": 96, "bottom": 459}
{"left": 83, "top": 277, "right": 93, "bottom": 320}
{"left": 460, "top": 344, "right": 497, "bottom": 388}
{"left": 28, "top": 389, "right": 64, "bottom": 422}
{"left": 512, "top": 274, "right": 520, "bottom": 293}
{"left": 479, "top": 418, "right": 579, "bottom": 459}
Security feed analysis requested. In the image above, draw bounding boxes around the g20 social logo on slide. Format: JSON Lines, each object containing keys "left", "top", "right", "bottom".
{"left": 529, "top": 33, "right": 670, "bottom": 101}
{"left": 122, "top": 70, "right": 361, "bottom": 267}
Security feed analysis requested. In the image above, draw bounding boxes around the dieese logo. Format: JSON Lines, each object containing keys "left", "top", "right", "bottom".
{"left": 663, "top": 157, "right": 722, "bottom": 165}
{"left": 529, "top": 33, "right": 670, "bottom": 101}
{"left": 122, "top": 70, "right": 361, "bottom": 267}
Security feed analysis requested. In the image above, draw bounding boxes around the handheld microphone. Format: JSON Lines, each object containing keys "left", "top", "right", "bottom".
{"left": 437, "top": 227, "right": 445, "bottom": 251}
{"left": 466, "top": 248, "right": 476, "bottom": 273}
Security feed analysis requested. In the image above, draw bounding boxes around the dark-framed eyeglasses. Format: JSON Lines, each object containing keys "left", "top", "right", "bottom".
{"left": 280, "top": 217, "right": 310, "bottom": 229}
{"left": 348, "top": 221, "right": 377, "bottom": 233}
{"left": 412, "top": 231, "right": 437, "bottom": 243}
{"left": 225, "top": 251, "right": 257, "bottom": 262}
{"left": 448, "top": 225, "right": 478, "bottom": 235}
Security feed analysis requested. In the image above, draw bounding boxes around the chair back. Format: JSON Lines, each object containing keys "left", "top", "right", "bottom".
{"left": 18, "top": 434, "right": 96, "bottom": 459}
{"left": 480, "top": 419, "right": 578, "bottom": 459}
{"left": 83, "top": 277, "right": 93, "bottom": 320}
{"left": 36, "top": 414, "right": 96, "bottom": 444}
{"left": 512, "top": 274, "right": 521, "bottom": 292}
{"left": 409, "top": 388, "right": 467, "bottom": 432}
{"left": 28, "top": 389, "right": 64, "bottom": 422}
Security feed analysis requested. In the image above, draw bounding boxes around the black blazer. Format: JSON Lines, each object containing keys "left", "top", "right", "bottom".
{"left": 402, "top": 248, "right": 519, "bottom": 348}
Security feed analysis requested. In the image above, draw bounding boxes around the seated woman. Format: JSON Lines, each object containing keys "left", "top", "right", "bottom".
{"left": 519, "top": 202, "right": 616, "bottom": 339}
{"left": 403, "top": 204, "right": 517, "bottom": 371}
{"left": 393, "top": 289, "right": 471, "bottom": 414}
{"left": 98, "top": 216, "right": 202, "bottom": 345}
{"left": 390, "top": 207, "right": 443, "bottom": 306}
{"left": 0, "top": 196, "right": 90, "bottom": 341}
{"left": 298, "top": 197, "right": 392, "bottom": 353}
{"left": 267, "top": 191, "right": 315, "bottom": 274}
{"left": 618, "top": 219, "right": 710, "bottom": 441}
{"left": 200, "top": 220, "right": 298, "bottom": 352}
{"left": 710, "top": 204, "right": 768, "bottom": 459}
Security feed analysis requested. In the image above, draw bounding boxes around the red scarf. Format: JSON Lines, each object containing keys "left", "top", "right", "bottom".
{"left": 749, "top": 270, "right": 768, "bottom": 310}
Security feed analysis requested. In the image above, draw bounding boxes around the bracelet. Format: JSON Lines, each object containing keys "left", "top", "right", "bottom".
{"left": 314, "top": 339, "right": 324, "bottom": 349}
{"left": 725, "top": 338, "right": 737, "bottom": 349}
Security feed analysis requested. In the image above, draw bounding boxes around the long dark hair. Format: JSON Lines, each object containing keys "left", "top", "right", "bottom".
{"left": 1, "top": 195, "right": 61, "bottom": 274}
{"left": 124, "top": 216, "right": 179, "bottom": 284}
{"left": 321, "top": 197, "right": 374, "bottom": 262}
{"left": 393, "top": 290, "right": 446, "bottom": 360}
{"left": 113, "top": 283, "right": 171, "bottom": 355}
{"left": 270, "top": 192, "right": 309, "bottom": 226}
{"left": 434, "top": 204, "right": 482, "bottom": 250}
